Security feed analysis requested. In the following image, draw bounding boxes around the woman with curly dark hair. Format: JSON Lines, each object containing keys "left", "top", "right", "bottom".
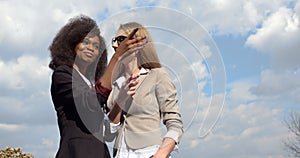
{"left": 49, "top": 15, "right": 145, "bottom": 158}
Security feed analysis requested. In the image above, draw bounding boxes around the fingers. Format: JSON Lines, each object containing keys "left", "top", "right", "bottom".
{"left": 128, "top": 28, "right": 139, "bottom": 39}
{"left": 129, "top": 74, "right": 139, "bottom": 81}
{"left": 129, "top": 36, "right": 147, "bottom": 44}
{"left": 117, "top": 36, "right": 147, "bottom": 54}
{"left": 127, "top": 86, "right": 136, "bottom": 95}
{"left": 115, "top": 75, "right": 138, "bottom": 108}
{"left": 125, "top": 36, "right": 147, "bottom": 48}
{"left": 129, "top": 79, "right": 139, "bottom": 87}
{"left": 120, "top": 29, "right": 144, "bottom": 49}
{"left": 127, "top": 81, "right": 138, "bottom": 95}
{"left": 127, "top": 77, "right": 139, "bottom": 95}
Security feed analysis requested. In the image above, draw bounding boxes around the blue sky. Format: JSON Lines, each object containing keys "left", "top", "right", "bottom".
{"left": 0, "top": 0, "right": 300, "bottom": 157}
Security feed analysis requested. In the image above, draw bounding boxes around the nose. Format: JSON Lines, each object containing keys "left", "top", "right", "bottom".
{"left": 86, "top": 43, "right": 95, "bottom": 51}
{"left": 112, "top": 41, "right": 118, "bottom": 51}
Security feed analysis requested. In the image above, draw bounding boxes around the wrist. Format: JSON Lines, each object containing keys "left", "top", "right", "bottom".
{"left": 112, "top": 51, "right": 121, "bottom": 60}
{"left": 153, "top": 149, "right": 169, "bottom": 158}
{"left": 95, "top": 79, "right": 111, "bottom": 98}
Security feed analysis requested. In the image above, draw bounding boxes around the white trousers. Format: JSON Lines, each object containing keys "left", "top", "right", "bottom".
{"left": 115, "top": 135, "right": 171, "bottom": 158}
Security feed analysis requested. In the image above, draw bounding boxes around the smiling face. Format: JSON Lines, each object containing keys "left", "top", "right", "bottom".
{"left": 74, "top": 35, "right": 100, "bottom": 65}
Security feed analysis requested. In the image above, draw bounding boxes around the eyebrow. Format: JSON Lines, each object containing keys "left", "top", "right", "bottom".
{"left": 83, "top": 37, "right": 100, "bottom": 45}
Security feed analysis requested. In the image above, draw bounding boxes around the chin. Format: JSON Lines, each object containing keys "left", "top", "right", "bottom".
{"left": 84, "top": 58, "right": 96, "bottom": 63}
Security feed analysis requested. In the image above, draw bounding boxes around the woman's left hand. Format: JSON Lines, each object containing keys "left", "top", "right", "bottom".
{"left": 115, "top": 74, "right": 139, "bottom": 108}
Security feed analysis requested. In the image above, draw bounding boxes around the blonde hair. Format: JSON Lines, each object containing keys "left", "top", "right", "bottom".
{"left": 118, "top": 22, "right": 161, "bottom": 69}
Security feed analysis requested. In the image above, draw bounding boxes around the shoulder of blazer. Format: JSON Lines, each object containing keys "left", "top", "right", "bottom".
{"left": 51, "top": 65, "right": 83, "bottom": 86}
{"left": 54, "top": 65, "right": 73, "bottom": 73}
{"left": 53, "top": 65, "right": 82, "bottom": 80}
{"left": 150, "top": 67, "right": 166, "bottom": 73}
{"left": 149, "top": 67, "right": 169, "bottom": 77}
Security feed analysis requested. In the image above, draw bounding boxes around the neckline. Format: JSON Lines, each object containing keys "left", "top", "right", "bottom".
{"left": 73, "top": 66, "right": 94, "bottom": 89}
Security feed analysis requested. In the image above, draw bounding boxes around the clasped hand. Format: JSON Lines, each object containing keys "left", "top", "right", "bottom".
{"left": 114, "top": 74, "right": 139, "bottom": 109}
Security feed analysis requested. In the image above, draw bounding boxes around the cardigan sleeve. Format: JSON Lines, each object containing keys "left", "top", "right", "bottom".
{"left": 155, "top": 68, "right": 184, "bottom": 144}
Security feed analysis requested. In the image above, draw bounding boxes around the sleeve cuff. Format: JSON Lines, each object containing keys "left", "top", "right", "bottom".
{"left": 95, "top": 79, "right": 111, "bottom": 98}
{"left": 163, "top": 130, "right": 180, "bottom": 144}
{"left": 109, "top": 122, "right": 120, "bottom": 133}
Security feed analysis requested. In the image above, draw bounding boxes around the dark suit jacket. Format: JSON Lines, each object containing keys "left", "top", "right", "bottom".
{"left": 50, "top": 65, "right": 110, "bottom": 158}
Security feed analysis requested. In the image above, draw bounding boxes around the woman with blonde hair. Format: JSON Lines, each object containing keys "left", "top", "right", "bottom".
{"left": 108, "top": 22, "right": 184, "bottom": 158}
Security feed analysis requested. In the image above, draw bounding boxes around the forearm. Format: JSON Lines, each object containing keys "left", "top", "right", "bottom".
{"left": 153, "top": 137, "right": 175, "bottom": 158}
{"left": 108, "top": 103, "right": 122, "bottom": 124}
{"left": 100, "top": 54, "right": 119, "bottom": 89}
{"left": 100, "top": 35, "right": 146, "bottom": 89}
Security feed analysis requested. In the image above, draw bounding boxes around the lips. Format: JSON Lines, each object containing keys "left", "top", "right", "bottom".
{"left": 84, "top": 52, "right": 94, "bottom": 58}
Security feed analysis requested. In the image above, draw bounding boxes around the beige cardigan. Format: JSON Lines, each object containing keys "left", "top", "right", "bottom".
{"left": 108, "top": 67, "right": 184, "bottom": 150}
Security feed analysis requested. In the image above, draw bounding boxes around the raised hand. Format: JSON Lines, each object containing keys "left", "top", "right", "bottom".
{"left": 114, "top": 28, "right": 147, "bottom": 59}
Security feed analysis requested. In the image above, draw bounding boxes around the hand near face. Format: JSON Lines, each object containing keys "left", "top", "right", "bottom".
{"left": 113, "top": 28, "right": 147, "bottom": 59}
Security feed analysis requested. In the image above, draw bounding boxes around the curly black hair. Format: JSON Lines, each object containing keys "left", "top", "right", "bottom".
{"left": 49, "top": 15, "right": 107, "bottom": 81}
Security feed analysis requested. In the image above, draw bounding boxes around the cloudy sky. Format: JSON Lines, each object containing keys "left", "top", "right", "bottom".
{"left": 1, "top": 0, "right": 300, "bottom": 157}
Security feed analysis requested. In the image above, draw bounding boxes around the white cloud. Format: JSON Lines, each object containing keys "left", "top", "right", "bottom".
{"left": 240, "top": 126, "right": 260, "bottom": 138}
{"left": 0, "top": 55, "right": 55, "bottom": 127}
{"left": 189, "top": 139, "right": 200, "bottom": 148}
{"left": 245, "top": 4, "right": 300, "bottom": 105}
{"left": 246, "top": 7, "right": 299, "bottom": 51}
{"left": 0, "top": 123, "right": 24, "bottom": 132}
{"left": 0, "top": 0, "right": 113, "bottom": 56}
{"left": 227, "top": 79, "right": 258, "bottom": 105}
{"left": 296, "top": 0, "right": 300, "bottom": 16}
{"left": 0, "top": 55, "right": 51, "bottom": 90}
{"left": 246, "top": 7, "right": 300, "bottom": 70}
{"left": 250, "top": 69, "right": 300, "bottom": 105}
{"left": 182, "top": 99, "right": 287, "bottom": 158}
{"left": 0, "top": 0, "right": 292, "bottom": 53}
{"left": 180, "top": 92, "right": 226, "bottom": 145}
{"left": 178, "top": 74, "right": 290, "bottom": 157}
{"left": 190, "top": 61, "right": 209, "bottom": 81}
{"left": 41, "top": 138, "right": 55, "bottom": 149}
{"left": 157, "top": 0, "right": 291, "bottom": 35}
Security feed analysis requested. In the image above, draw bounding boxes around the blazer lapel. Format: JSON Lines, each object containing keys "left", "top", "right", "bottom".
{"left": 135, "top": 69, "right": 150, "bottom": 90}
